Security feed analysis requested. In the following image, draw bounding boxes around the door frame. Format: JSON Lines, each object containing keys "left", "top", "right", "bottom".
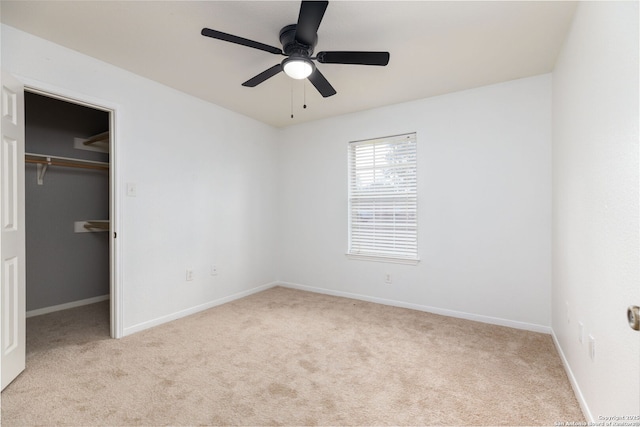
{"left": 20, "top": 77, "right": 122, "bottom": 338}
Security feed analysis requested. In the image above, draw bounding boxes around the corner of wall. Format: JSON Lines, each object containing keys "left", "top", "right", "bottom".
{"left": 551, "top": 1, "right": 639, "bottom": 418}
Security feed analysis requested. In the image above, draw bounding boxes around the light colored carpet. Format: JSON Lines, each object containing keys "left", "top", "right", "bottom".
{"left": 1, "top": 286, "right": 584, "bottom": 426}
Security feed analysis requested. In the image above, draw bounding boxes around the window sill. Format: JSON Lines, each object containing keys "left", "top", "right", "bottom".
{"left": 345, "top": 254, "right": 420, "bottom": 265}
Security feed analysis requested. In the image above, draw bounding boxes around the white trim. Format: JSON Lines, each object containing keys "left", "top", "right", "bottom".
{"left": 279, "top": 281, "right": 552, "bottom": 334}
{"left": 18, "top": 75, "right": 123, "bottom": 338}
{"left": 123, "top": 282, "right": 279, "bottom": 336}
{"left": 26, "top": 295, "right": 110, "bottom": 318}
{"left": 345, "top": 253, "right": 420, "bottom": 265}
{"left": 20, "top": 78, "right": 117, "bottom": 114}
{"left": 109, "top": 105, "right": 122, "bottom": 338}
{"left": 551, "top": 330, "right": 593, "bottom": 423}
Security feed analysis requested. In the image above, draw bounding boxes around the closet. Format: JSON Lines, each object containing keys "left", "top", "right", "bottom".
{"left": 24, "top": 91, "right": 111, "bottom": 329}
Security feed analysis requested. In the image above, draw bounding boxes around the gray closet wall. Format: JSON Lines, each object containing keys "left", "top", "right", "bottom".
{"left": 25, "top": 92, "right": 110, "bottom": 311}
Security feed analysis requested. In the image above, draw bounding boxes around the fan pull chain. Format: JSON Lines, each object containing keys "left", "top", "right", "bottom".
{"left": 303, "top": 82, "right": 307, "bottom": 109}
{"left": 290, "top": 83, "right": 294, "bottom": 119}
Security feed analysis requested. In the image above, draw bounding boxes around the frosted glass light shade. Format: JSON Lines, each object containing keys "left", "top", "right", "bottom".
{"left": 283, "top": 58, "right": 314, "bottom": 79}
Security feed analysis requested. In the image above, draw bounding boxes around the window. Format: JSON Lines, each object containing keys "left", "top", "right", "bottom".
{"left": 348, "top": 133, "right": 418, "bottom": 263}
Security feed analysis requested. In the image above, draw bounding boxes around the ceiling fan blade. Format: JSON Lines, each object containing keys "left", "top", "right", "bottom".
{"left": 307, "top": 68, "right": 336, "bottom": 98}
{"left": 201, "top": 28, "right": 283, "bottom": 55}
{"left": 242, "top": 64, "right": 283, "bottom": 87}
{"left": 295, "top": 1, "right": 328, "bottom": 46}
{"left": 316, "top": 51, "right": 390, "bottom": 66}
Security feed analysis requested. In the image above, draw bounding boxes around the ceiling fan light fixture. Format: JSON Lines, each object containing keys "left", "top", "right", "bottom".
{"left": 283, "top": 57, "right": 314, "bottom": 79}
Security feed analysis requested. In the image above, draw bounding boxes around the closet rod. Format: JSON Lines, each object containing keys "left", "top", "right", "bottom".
{"left": 25, "top": 153, "right": 109, "bottom": 171}
{"left": 25, "top": 153, "right": 109, "bottom": 185}
{"left": 25, "top": 158, "right": 108, "bottom": 171}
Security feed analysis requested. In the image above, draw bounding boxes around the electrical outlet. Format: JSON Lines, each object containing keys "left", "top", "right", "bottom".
{"left": 588, "top": 335, "right": 596, "bottom": 361}
{"left": 578, "top": 322, "right": 584, "bottom": 344}
{"left": 186, "top": 269, "right": 194, "bottom": 281}
{"left": 210, "top": 265, "right": 218, "bottom": 276}
{"left": 384, "top": 273, "right": 392, "bottom": 284}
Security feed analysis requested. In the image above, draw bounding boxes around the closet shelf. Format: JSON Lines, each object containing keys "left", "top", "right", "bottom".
{"left": 74, "top": 220, "right": 109, "bottom": 233}
{"left": 25, "top": 153, "right": 109, "bottom": 185}
{"left": 82, "top": 131, "right": 109, "bottom": 146}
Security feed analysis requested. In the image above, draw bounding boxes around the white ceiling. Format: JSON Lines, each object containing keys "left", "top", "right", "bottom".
{"left": 1, "top": 1, "right": 577, "bottom": 128}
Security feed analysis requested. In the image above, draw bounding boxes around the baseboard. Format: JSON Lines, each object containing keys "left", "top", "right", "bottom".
{"left": 123, "top": 282, "right": 279, "bottom": 336}
{"left": 26, "top": 294, "right": 110, "bottom": 318}
{"left": 551, "top": 330, "right": 593, "bottom": 422}
{"left": 278, "top": 281, "right": 552, "bottom": 334}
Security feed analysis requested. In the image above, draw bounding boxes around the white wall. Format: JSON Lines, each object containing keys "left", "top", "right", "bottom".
{"left": 2, "top": 23, "right": 553, "bottom": 338}
{"left": 278, "top": 74, "right": 552, "bottom": 330}
{"left": 1, "top": 24, "right": 280, "bottom": 334}
{"left": 552, "top": 1, "right": 639, "bottom": 419}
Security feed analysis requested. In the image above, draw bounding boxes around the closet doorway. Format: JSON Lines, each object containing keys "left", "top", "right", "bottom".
{"left": 23, "top": 88, "right": 119, "bottom": 339}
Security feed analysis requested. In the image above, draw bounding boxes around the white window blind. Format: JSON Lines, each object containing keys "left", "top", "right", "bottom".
{"left": 348, "top": 133, "right": 418, "bottom": 262}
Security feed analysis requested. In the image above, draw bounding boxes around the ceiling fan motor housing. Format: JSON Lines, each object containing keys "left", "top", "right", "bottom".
{"left": 279, "top": 24, "right": 316, "bottom": 57}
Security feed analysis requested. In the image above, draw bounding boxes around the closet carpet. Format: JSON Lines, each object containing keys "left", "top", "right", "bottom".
{"left": 1, "top": 286, "right": 584, "bottom": 426}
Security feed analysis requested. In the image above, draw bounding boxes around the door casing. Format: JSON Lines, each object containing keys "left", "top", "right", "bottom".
{"left": 22, "top": 78, "right": 122, "bottom": 339}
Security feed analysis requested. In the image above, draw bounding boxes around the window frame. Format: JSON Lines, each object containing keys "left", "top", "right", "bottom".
{"left": 346, "top": 132, "right": 419, "bottom": 265}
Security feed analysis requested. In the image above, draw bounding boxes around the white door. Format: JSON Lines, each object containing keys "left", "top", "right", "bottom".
{"left": 1, "top": 71, "right": 26, "bottom": 391}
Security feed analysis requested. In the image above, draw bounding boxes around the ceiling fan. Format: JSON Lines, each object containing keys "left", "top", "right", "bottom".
{"left": 201, "top": 1, "right": 390, "bottom": 98}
